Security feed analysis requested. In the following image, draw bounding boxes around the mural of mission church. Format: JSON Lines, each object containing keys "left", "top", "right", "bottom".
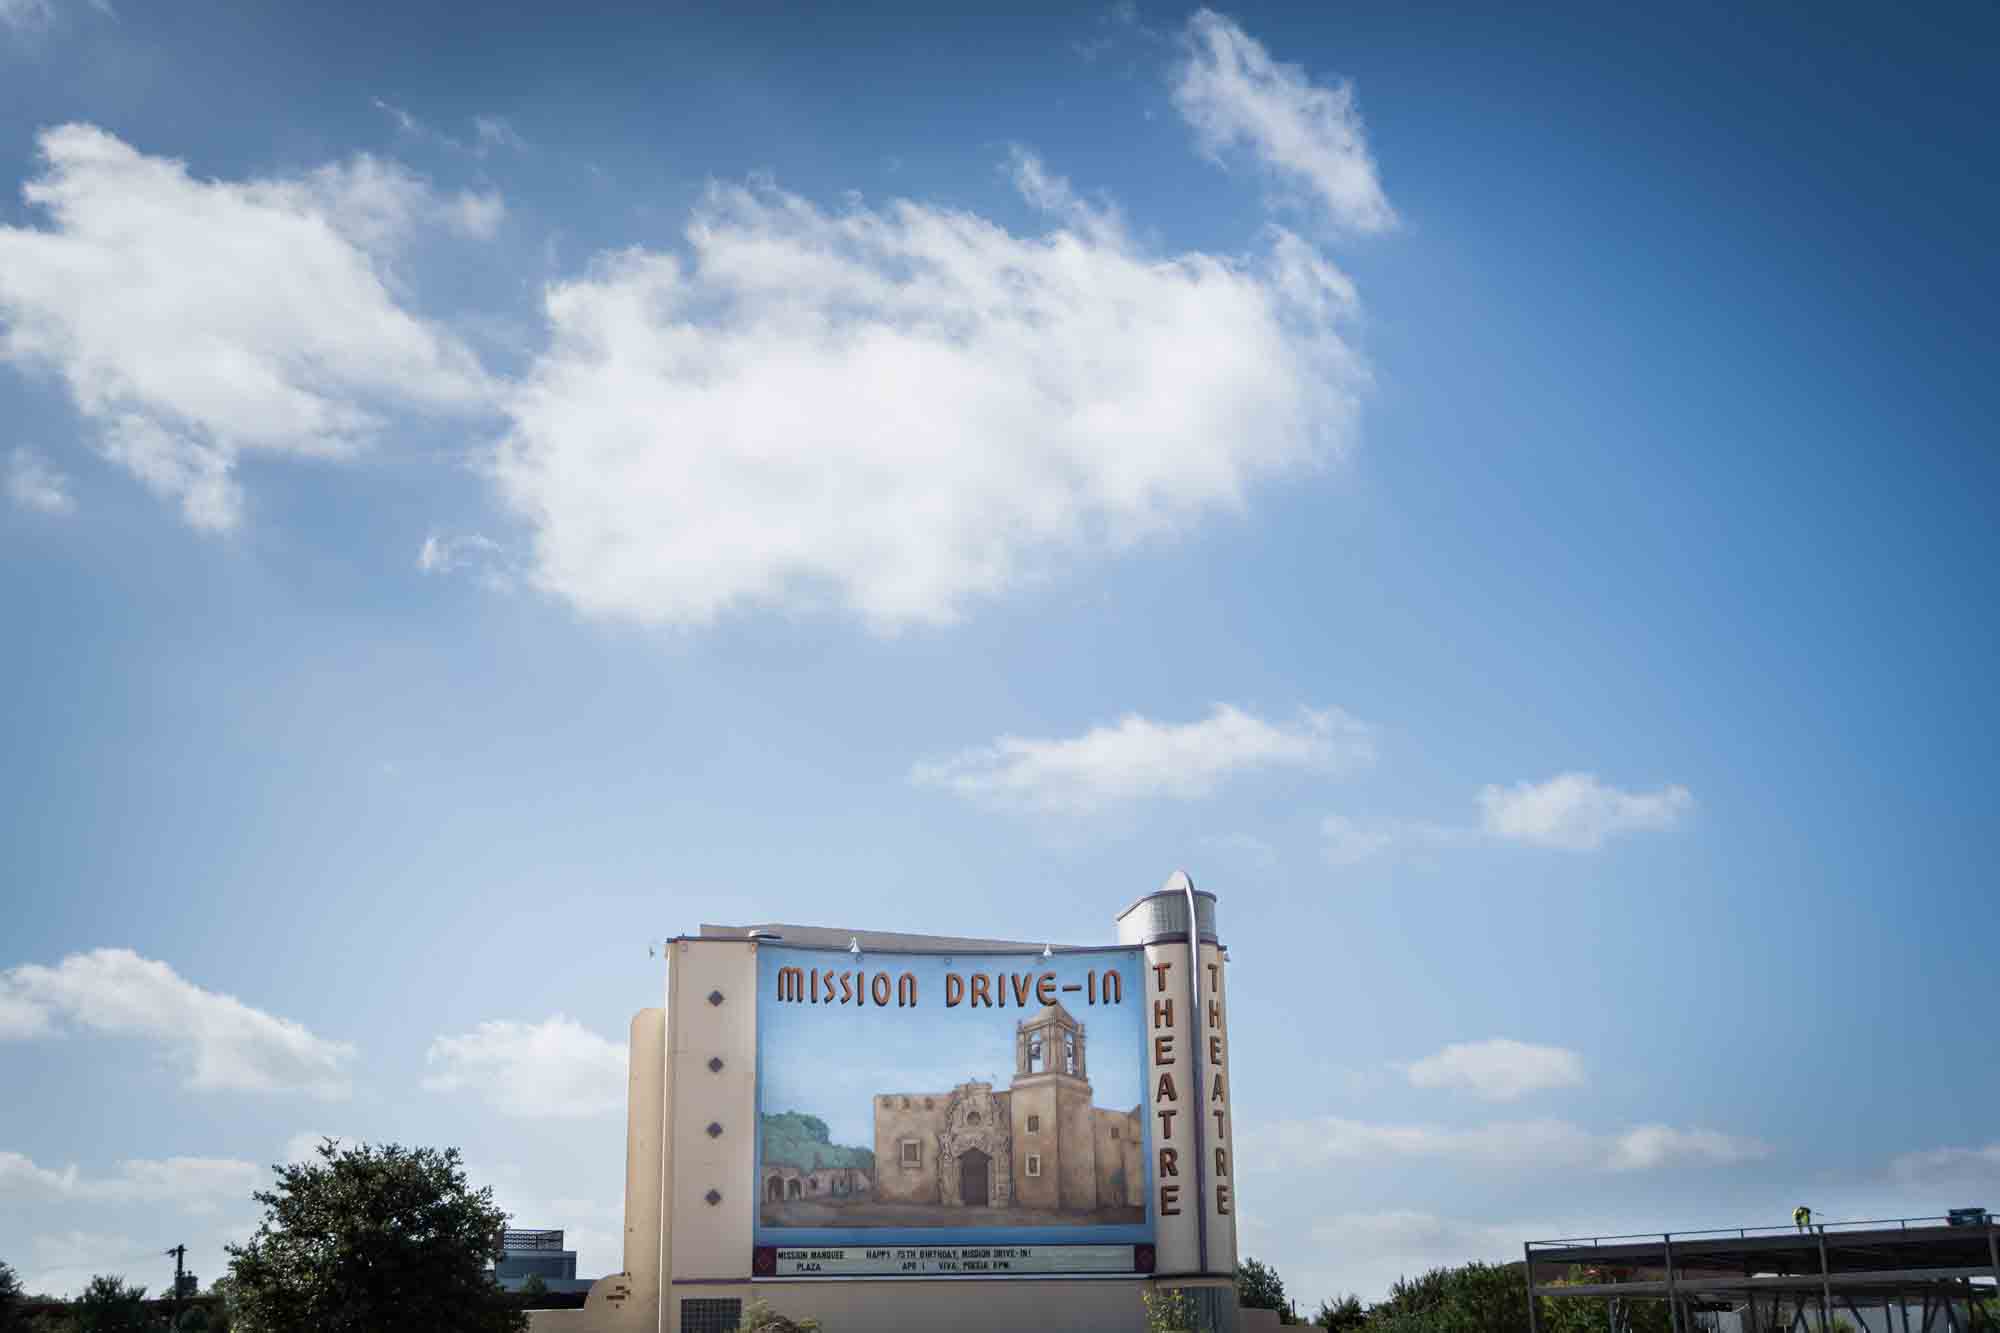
{"left": 760, "top": 1000, "right": 1145, "bottom": 1228}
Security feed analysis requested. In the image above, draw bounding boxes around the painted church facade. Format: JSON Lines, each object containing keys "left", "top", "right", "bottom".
{"left": 872, "top": 1000, "right": 1144, "bottom": 1216}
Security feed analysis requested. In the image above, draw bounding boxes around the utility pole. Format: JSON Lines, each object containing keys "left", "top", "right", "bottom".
{"left": 166, "top": 1245, "right": 186, "bottom": 1329}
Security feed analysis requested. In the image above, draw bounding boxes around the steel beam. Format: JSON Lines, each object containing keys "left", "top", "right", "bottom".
{"left": 1533, "top": 1269, "right": 2000, "bottom": 1299}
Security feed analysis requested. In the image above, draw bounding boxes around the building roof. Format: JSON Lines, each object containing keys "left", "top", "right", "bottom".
{"left": 697, "top": 922, "right": 1099, "bottom": 953}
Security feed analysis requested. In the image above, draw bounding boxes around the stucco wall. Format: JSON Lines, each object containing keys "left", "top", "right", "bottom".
{"left": 1055, "top": 1083, "right": 1098, "bottom": 1209}
{"left": 1008, "top": 1080, "right": 1060, "bottom": 1209}
{"left": 872, "top": 1093, "right": 947, "bottom": 1203}
{"left": 658, "top": 1279, "right": 1161, "bottom": 1333}
{"left": 668, "top": 941, "right": 758, "bottom": 1284}
{"left": 1092, "top": 1106, "right": 1141, "bottom": 1207}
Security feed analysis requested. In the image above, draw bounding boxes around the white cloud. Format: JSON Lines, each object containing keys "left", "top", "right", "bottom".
{"left": 424, "top": 1015, "right": 627, "bottom": 1119}
{"left": 494, "top": 155, "right": 1368, "bottom": 629}
{"left": 1605, "top": 1124, "right": 1769, "bottom": 1171}
{"left": 0, "top": 1151, "right": 259, "bottom": 1212}
{"left": 372, "top": 97, "right": 425, "bottom": 136}
{"left": 282, "top": 1132, "right": 344, "bottom": 1165}
{"left": 0, "top": 985, "right": 55, "bottom": 1035}
{"left": 1477, "top": 773, "right": 1694, "bottom": 850}
{"left": 473, "top": 116, "right": 527, "bottom": 156}
{"left": 1326, "top": 773, "right": 1694, "bottom": 862}
{"left": 0, "top": 948, "right": 356, "bottom": 1098}
{"left": 0, "top": 124, "right": 493, "bottom": 530}
{"left": 1172, "top": 10, "right": 1396, "bottom": 233}
{"left": 0, "top": 0, "right": 53, "bottom": 29}
{"left": 417, "top": 531, "right": 501, "bottom": 572}
{"left": 1888, "top": 1143, "right": 2000, "bottom": 1187}
{"left": 1288, "top": 1210, "right": 1544, "bottom": 1305}
{"left": 442, "top": 188, "right": 505, "bottom": 239}
{"left": 912, "top": 704, "right": 1373, "bottom": 815}
{"left": 1241, "top": 1115, "right": 1768, "bottom": 1173}
{"left": 373, "top": 100, "right": 525, "bottom": 160}
{"left": 22, "top": 1230, "right": 138, "bottom": 1299}
{"left": 1403, "top": 1039, "right": 1587, "bottom": 1102}
{"left": 5, "top": 446, "right": 73, "bottom": 514}
{"left": 1321, "top": 813, "right": 1473, "bottom": 866}
{"left": 417, "top": 531, "right": 517, "bottom": 592}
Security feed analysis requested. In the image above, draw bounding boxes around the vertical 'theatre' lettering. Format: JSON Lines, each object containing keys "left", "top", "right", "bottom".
{"left": 1151, "top": 956, "right": 1180, "bottom": 1218}
{"left": 1206, "top": 955, "right": 1231, "bottom": 1217}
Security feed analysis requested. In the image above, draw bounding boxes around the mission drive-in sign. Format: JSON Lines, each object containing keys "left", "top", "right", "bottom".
{"left": 753, "top": 943, "right": 1163, "bottom": 1277}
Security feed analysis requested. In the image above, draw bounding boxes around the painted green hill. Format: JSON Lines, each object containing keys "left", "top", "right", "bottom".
{"left": 760, "top": 1111, "right": 876, "bottom": 1171}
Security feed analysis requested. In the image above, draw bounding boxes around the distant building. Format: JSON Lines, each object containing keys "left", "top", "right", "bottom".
{"left": 495, "top": 1229, "right": 592, "bottom": 1295}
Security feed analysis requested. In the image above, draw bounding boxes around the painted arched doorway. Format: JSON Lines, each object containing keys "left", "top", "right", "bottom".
{"left": 959, "top": 1148, "right": 991, "bottom": 1206}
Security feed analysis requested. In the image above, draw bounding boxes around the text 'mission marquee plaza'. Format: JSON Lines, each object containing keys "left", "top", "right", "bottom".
{"left": 533, "top": 873, "right": 1242, "bottom": 1333}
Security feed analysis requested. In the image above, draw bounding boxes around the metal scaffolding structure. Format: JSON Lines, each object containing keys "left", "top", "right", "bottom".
{"left": 1524, "top": 1217, "right": 2000, "bottom": 1333}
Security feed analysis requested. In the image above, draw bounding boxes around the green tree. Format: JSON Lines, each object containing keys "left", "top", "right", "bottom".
{"left": 1314, "top": 1293, "right": 1365, "bottom": 1331}
{"left": 197, "top": 1275, "right": 236, "bottom": 1333}
{"left": 1361, "top": 1262, "right": 1528, "bottom": 1333}
{"left": 1539, "top": 1268, "right": 1672, "bottom": 1333}
{"left": 0, "top": 1260, "right": 23, "bottom": 1333}
{"left": 72, "top": 1277, "right": 147, "bottom": 1333}
{"left": 226, "top": 1138, "right": 526, "bottom": 1333}
{"left": 740, "top": 1295, "right": 820, "bottom": 1331}
{"left": 1143, "top": 1288, "right": 1202, "bottom": 1333}
{"left": 1238, "top": 1258, "right": 1291, "bottom": 1315}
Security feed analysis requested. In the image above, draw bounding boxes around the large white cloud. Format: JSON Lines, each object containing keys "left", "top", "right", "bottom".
{"left": 0, "top": 124, "right": 495, "bottom": 530}
{"left": 912, "top": 703, "right": 1373, "bottom": 814}
{"left": 1173, "top": 9, "right": 1397, "bottom": 233}
{"left": 1329, "top": 773, "right": 1695, "bottom": 862}
{"left": 1241, "top": 1115, "right": 1768, "bottom": 1173}
{"left": 423, "top": 1015, "right": 627, "bottom": 1119}
{"left": 1274, "top": 1210, "right": 1558, "bottom": 1306}
{"left": 0, "top": 1151, "right": 259, "bottom": 1213}
{"left": 1403, "top": 1039, "right": 1587, "bottom": 1102}
{"left": 1889, "top": 1142, "right": 2000, "bottom": 1187}
{"left": 0, "top": 949, "right": 355, "bottom": 1098}
{"left": 0, "top": 0, "right": 52, "bottom": 29}
{"left": 494, "top": 153, "right": 1369, "bottom": 629}
{"left": 1478, "top": 773, "right": 1694, "bottom": 851}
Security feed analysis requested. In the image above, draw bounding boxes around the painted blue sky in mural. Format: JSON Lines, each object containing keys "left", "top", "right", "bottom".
{"left": 3, "top": 0, "right": 1997, "bottom": 1310}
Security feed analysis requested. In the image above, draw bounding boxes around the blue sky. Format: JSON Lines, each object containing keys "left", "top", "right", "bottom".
{"left": 2, "top": 0, "right": 1995, "bottom": 1311}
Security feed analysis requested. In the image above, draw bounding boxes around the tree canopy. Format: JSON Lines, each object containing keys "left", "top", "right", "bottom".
{"left": 1315, "top": 1293, "right": 1366, "bottom": 1332}
{"left": 758, "top": 1112, "right": 875, "bottom": 1171}
{"left": 0, "top": 1261, "right": 21, "bottom": 1333}
{"left": 1238, "top": 1257, "right": 1297, "bottom": 1321}
{"left": 71, "top": 1276, "right": 148, "bottom": 1333}
{"left": 1297, "top": 1260, "right": 1674, "bottom": 1333}
{"left": 225, "top": 1138, "right": 526, "bottom": 1333}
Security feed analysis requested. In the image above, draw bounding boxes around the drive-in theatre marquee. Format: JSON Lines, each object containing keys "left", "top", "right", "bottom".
{"left": 750, "top": 903, "right": 1234, "bottom": 1282}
